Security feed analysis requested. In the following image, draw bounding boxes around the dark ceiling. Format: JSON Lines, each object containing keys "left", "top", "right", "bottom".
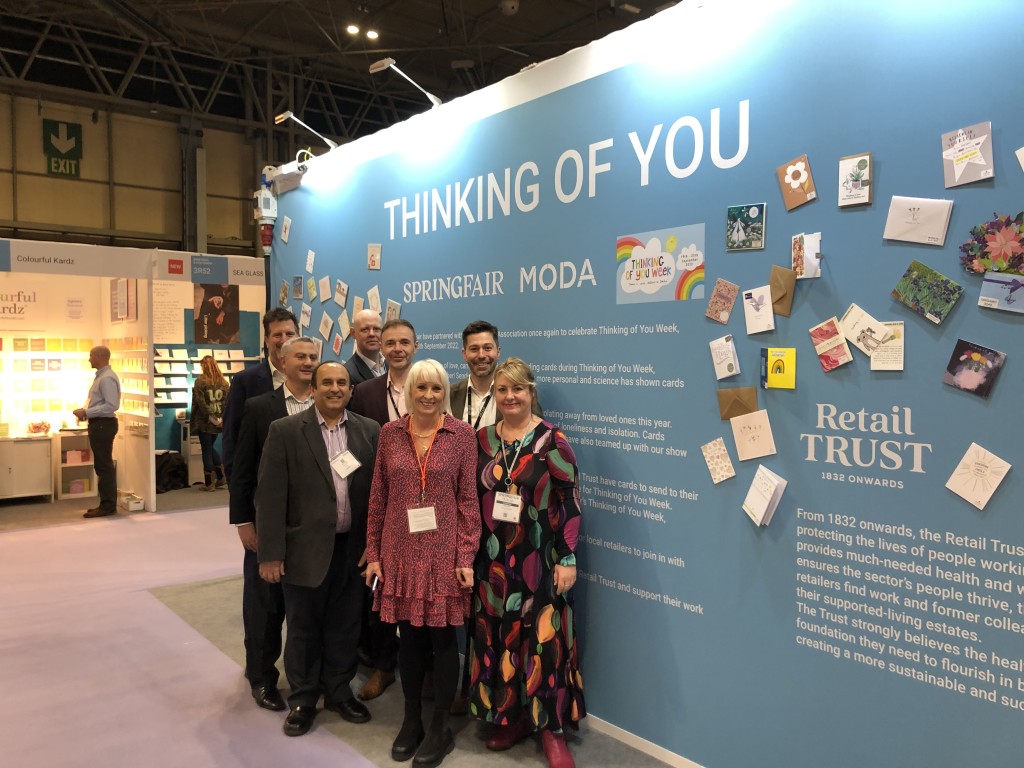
{"left": 0, "top": 1, "right": 674, "bottom": 154}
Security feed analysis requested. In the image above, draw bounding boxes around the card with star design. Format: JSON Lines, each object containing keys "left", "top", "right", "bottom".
{"left": 942, "top": 121, "right": 994, "bottom": 188}
{"left": 776, "top": 154, "right": 817, "bottom": 211}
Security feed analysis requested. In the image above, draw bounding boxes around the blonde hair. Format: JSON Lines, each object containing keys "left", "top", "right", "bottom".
{"left": 403, "top": 359, "right": 452, "bottom": 415}
{"left": 493, "top": 357, "right": 537, "bottom": 393}
{"left": 199, "top": 355, "right": 228, "bottom": 388}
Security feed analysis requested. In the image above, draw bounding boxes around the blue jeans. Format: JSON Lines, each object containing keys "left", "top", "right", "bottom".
{"left": 197, "top": 431, "right": 222, "bottom": 474}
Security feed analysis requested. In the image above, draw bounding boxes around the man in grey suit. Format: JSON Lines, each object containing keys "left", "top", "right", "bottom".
{"left": 344, "top": 309, "right": 385, "bottom": 385}
{"left": 256, "top": 361, "right": 380, "bottom": 737}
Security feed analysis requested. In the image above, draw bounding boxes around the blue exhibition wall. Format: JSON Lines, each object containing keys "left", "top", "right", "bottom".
{"left": 269, "top": 2, "right": 1022, "bottom": 766}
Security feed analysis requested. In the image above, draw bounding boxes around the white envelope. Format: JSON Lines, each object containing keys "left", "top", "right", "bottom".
{"left": 882, "top": 196, "right": 954, "bottom": 246}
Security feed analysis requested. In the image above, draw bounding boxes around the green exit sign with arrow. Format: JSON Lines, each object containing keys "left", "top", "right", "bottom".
{"left": 42, "top": 119, "right": 83, "bottom": 178}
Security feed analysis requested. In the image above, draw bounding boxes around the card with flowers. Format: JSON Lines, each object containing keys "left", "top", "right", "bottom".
{"left": 890, "top": 260, "right": 964, "bottom": 325}
{"left": 959, "top": 212, "right": 1024, "bottom": 277}
{"left": 776, "top": 154, "right": 817, "bottom": 211}
{"left": 942, "top": 339, "right": 1006, "bottom": 400}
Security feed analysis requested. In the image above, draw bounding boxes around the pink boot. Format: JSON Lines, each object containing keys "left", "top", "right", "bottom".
{"left": 541, "top": 730, "right": 575, "bottom": 768}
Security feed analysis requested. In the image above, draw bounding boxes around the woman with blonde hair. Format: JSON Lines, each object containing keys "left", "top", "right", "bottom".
{"left": 190, "top": 355, "right": 230, "bottom": 490}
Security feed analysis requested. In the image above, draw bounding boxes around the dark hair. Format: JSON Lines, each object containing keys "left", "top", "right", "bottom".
{"left": 262, "top": 307, "right": 298, "bottom": 336}
{"left": 461, "top": 320, "right": 499, "bottom": 348}
{"left": 312, "top": 361, "right": 350, "bottom": 388}
{"left": 382, "top": 317, "right": 416, "bottom": 342}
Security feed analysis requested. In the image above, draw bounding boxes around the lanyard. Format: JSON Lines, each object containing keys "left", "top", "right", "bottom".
{"left": 387, "top": 382, "right": 405, "bottom": 420}
{"left": 411, "top": 416, "right": 442, "bottom": 502}
{"left": 466, "top": 387, "right": 492, "bottom": 431}
{"left": 498, "top": 424, "right": 529, "bottom": 492}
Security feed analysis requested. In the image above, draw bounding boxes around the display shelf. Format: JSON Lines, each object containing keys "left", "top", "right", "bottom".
{"left": 54, "top": 431, "right": 96, "bottom": 501}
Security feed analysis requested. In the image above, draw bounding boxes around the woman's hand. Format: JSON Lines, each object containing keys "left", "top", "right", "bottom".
{"left": 553, "top": 564, "right": 577, "bottom": 596}
{"left": 364, "top": 561, "right": 383, "bottom": 588}
{"left": 456, "top": 567, "right": 474, "bottom": 590}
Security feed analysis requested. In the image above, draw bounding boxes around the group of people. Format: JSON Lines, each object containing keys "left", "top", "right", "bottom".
{"left": 220, "top": 308, "right": 586, "bottom": 768}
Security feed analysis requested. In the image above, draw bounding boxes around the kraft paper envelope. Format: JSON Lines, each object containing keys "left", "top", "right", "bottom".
{"left": 770, "top": 265, "right": 797, "bottom": 317}
{"left": 717, "top": 386, "right": 758, "bottom": 421}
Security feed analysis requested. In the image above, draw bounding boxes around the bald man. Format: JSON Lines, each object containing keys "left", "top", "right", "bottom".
{"left": 344, "top": 310, "right": 385, "bottom": 386}
{"left": 74, "top": 345, "right": 121, "bottom": 518}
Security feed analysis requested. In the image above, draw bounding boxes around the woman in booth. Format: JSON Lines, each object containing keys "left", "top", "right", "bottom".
{"left": 189, "top": 355, "right": 229, "bottom": 491}
{"left": 470, "top": 357, "right": 586, "bottom": 768}
{"left": 364, "top": 359, "right": 480, "bottom": 767}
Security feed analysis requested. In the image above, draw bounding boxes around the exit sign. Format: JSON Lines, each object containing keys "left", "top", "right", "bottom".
{"left": 42, "top": 119, "right": 83, "bottom": 178}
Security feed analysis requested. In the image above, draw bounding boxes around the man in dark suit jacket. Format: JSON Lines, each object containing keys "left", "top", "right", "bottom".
{"left": 256, "top": 361, "right": 380, "bottom": 737}
{"left": 344, "top": 309, "right": 385, "bottom": 385}
{"left": 222, "top": 307, "right": 299, "bottom": 478}
{"left": 228, "top": 336, "right": 318, "bottom": 711}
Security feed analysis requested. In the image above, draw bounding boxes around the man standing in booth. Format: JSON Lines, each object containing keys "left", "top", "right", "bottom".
{"left": 74, "top": 345, "right": 121, "bottom": 519}
{"left": 344, "top": 309, "right": 386, "bottom": 386}
{"left": 256, "top": 362, "right": 380, "bottom": 737}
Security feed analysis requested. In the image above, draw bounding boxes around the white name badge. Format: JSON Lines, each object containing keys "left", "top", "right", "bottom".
{"left": 407, "top": 505, "right": 438, "bottom": 533}
{"left": 493, "top": 491, "right": 522, "bottom": 523}
{"left": 330, "top": 450, "right": 361, "bottom": 479}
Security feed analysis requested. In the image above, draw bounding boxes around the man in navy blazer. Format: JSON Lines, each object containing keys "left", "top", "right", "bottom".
{"left": 221, "top": 307, "right": 299, "bottom": 479}
{"left": 344, "top": 309, "right": 386, "bottom": 386}
{"left": 229, "top": 337, "right": 319, "bottom": 711}
{"left": 256, "top": 362, "right": 380, "bottom": 737}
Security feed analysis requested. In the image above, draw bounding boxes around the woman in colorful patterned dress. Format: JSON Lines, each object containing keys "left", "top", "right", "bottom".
{"left": 470, "top": 357, "right": 585, "bottom": 768}
{"left": 364, "top": 359, "right": 480, "bottom": 768}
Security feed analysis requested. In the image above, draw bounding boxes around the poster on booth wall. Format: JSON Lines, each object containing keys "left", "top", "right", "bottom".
{"left": 193, "top": 283, "right": 240, "bottom": 344}
{"left": 616, "top": 223, "right": 705, "bottom": 305}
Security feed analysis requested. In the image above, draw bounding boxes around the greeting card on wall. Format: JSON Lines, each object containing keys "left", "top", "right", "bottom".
{"left": 318, "top": 276, "right": 331, "bottom": 302}
{"left": 300, "top": 302, "right": 312, "bottom": 328}
{"left": 959, "top": 212, "right": 1024, "bottom": 277}
{"left": 839, "top": 303, "right": 891, "bottom": 357}
{"left": 838, "top": 152, "right": 872, "bottom": 207}
{"left": 332, "top": 333, "right": 343, "bottom": 356}
{"left": 334, "top": 279, "right": 349, "bottom": 308}
{"left": 306, "top": 276, "right": 317, "bottom": 302}
{"left": 808, "top": 317, "right": 853, "bottom": 372}
{"left": 942, "top": 121, "right": 993, "bottom": 188}
{"left": 367, "top": 243, "right": 382, "bottom": 270}
{"left": 304, "top": 248, "right": 314, "bottom": 272}
{"left": 891, "top": 260, "right": 964, "bottom": 325}
{"left": 760, "top": 347, "right": 796, "bottom": 390}
{"left": 795, "top": 231, "right": 822, "bottom": 278}
{"left": 367, "top": 285, "right": 382, "bottom": 313}
{"left": 776, "top": 154, "right": 817, "bottom": 211}
{"left": 730, "top": 408, "right": 777, "bottom": 461}
{"left": 870, "top": 321, "right": 905, "bottom": 372}
{"left": 883, "top": 196, "right": 953, "bottom": 246}
{"left": 615, "top": 224, "right": 705, "bottom": 304}
{"left": 725, "top": 204, "right": 765, "bottom": 250}
{"left": 352, "top": 296, "right": 364, "bottom": 316}
{"left": 292, "top": 276, "right": 304, "bottom": 299}
{"left": 705, "top": 278, "right": 740, "bottom": 324}
{"left": 709, "top": 335, "right": 740, "bottom": 380}
{"left": 281, "top": 216, "right": 292, "bottom": 244}
{"left": 386, "top": 299, "right": 402, "bottom": 322}
{"left": 742, "top": 465, "right": 787, "bottom": 526}
{"left": 942, "top": 339, "right": 1006, "bottom": 399}
{"left": 743, "top": 285, "right": 775, "bottom": 334}
{"left": 700, "top": 437, "right": 736, "bottom": 484}
{"left": 978, "top": 273, "right": 1024, "bottom": 313}
{"left": 945, "top": 443, "right": 1011, "bottom": 510}
{"left": 278, "top": 280, "right": 289, "bottom": 307}
{"left": 338, "top": 309, "right": 351, "bottom": 341}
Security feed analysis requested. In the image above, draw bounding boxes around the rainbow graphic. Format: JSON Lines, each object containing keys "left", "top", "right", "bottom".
{"left": 616, "top": 236, "right": 643, "bottom": 263}
{"left": 676, "top": 264, "right": 705, "bottom": 300}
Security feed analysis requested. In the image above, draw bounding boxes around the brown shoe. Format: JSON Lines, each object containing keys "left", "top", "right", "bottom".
{"left": 357, "top": 669, "right": 396, "bottom": 701}
{"left": 83, "top": 507, "right": 116, "bottom": 518}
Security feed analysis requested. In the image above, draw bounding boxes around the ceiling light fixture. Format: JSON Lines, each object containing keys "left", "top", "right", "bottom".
{"left": 346, "top": 24, "right": 360, "bottom": 35}
{"left": 274, "top": 110, "right": 339, "bottom": 149}
{"left": 369, "top": 57, "right": 442, "bottom": 108}
{"left": 366, "top": 29, "right": 379, "bottom": 40}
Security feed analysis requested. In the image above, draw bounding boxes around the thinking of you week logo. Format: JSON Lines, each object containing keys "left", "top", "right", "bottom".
{"left": 615, "top": 223, "right": 704, "bottom": 305}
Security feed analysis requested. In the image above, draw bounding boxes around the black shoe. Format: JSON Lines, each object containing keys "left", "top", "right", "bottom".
{"left": 83, "top": 506, "right": 116, "bottom": 518}
{"left": 251, "top": 685, "right": 286, "bottom": 711}
{"left": 392, "top": 717, "right": 425, "bottom": 762}
{"left": 356, "top": 647, "right": 374, "bottom": 668}
{"left": 413, "top": 726, "right": 454, "bottom": 767}
{"left": 283, "top": 706, "right": 317, "bottom": 737}
{"left": 324, "top": 697, "right": 371, "bottom": 724}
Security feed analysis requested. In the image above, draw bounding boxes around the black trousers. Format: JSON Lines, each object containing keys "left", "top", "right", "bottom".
{"left": 88, "top": 417, "right": 118, "bottom": 510}
{"left": 242, "top": 547, "right": 285, "bottom": 688}
{"left": 281, "top": 533, "right": 363, "bottom": 709}
{"left": 360, "top": 585, "right": 400, "bottom": 672}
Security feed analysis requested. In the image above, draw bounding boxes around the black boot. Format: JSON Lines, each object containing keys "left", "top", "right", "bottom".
{"left": 413, "top": 707, "right": 454, "bottom": 767}
{"left": 392, "top": 701, "right": 424, "bottom": 762}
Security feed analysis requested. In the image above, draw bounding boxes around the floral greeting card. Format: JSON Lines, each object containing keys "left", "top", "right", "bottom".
{"left": 959, "top": 212, "right": 1024, "bottom": 277}
{"left": 945, "top": 443, "right": 1011, "bottom": 511}
{"left": 942, "top": 339, "right": 1006, "bottom": 399}
{"left": 792, "top": 232, "right": 822, "bottom": 279}
{"left": 838, "top": 152, "right": 872, "bottom": 207}
{"left": 891, "top": 260, "right": 964, "bottom": 325}
{"left": 776, "top": 154, "right": 817, "bottom": 211}
{"left": 701, "top": 437, "right": 736, "bottom": 484}
{"left": 705, "top": 278, "right": 740, "bottom": 324}
{"left": 808, "top": 317, "right": 853, "bottom": 373}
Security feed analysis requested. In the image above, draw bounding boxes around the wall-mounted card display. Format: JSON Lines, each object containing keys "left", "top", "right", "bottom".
{"left": 743, "top": 285, "right": 775, "bottom": 334}
{"left": 839, "top": 303, "right": 890, "bottom": 357}
{"left": 941, "top": 121, "right": 993, "bottom": 188}
{"left": 725, "top": 203, "right": 765, "bottom": 251}
{"left": 368, "top": 243, "right": 382, "bottom": 270}
{"left": 890, "top": 260, "right": 963, "bottom": 325}
{"left": 882, "top": 196, "right": 953, "bottom": 246}
{"left": 808, "top": 316, "right": 853, "bottom": 372}
{"left": 870, "top": 321, "right": 904, "bottom": 372}
{"left": 700, "top": 437, "right": 736, "bottom": 484}
{"left": 730, "top": 408, "right": 777, "bottom": 461}
{"left": 978, "top": 272, "right": 1024, "bottom": 313}
{"left": 838, "top": 152, "right": 872, "bottom": 207}
{"left": 945, "top": 442, "right": 1010, "bottom": 510}
{"left": 709, "top": 335, "right": 740, "bottom": 380}
{"left": 942, "top": 339, "right": 1006, "bottom": 400}
{"left": 760, "top": 348, "right": 795, "bottom": 389}
{"left": 705, "top": 278, "right": 739, "bottom": 324}
{"left": 742, "top": 464, "right": 787, "bottom": 526}
{"left": 776, "top": 154, "right": 816, "bottom": 211}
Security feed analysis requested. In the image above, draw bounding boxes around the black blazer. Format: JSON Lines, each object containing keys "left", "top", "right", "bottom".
{"left": 449, "top": 377, "right": 544, "bottom": 425}
{"left": 227, "top": 387, "right": 288, "bottom": 526}
{"left": 349, "top": 374, "right": 392, "bottom": 427}
{"left": 255, "top": 408, "right": 380, "bottom": 588}
{"left": 222, "top": 360, "right": 273, "bottom": 474}
{"left": 344, "top": 353, "right": 380, "bottom": 386}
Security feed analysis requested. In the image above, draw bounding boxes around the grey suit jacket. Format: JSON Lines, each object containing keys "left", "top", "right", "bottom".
{"left": 255, "top": 407, "right": 380, "bottom": 588}
{"left": 227, "top": 387, "right": 288, "bottom": 526}
{"left": 450, "top": 377, "right": 543, "bottom": 427}
{"left": 344, "top": 352, "right": 382, "bottom": 386}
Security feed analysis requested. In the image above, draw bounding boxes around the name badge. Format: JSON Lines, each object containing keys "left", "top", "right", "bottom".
{"left": 407, "top": 505, "right": 438, "bottom": 533}
{"left": 493, "top": 491, "right": 522, "bottom": 523}
{"left": 330, "top": 450, "right": 361, "bottom": 479}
